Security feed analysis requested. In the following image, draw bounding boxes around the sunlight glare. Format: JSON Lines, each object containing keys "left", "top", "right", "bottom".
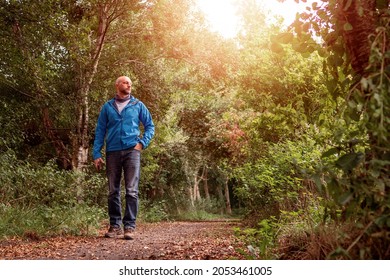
{"left": 196, "top": 0, "right": 239, "bottom": 38}
{"left": 196, "top": 0, "right": 317, "bottom": 38}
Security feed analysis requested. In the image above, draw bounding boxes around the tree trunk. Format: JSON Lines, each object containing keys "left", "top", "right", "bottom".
{"left": 72, "top": 3, "right": 112, "bottom": 171}
{"left": 217, "top": 185, "right": 224, "bottom": 215}
{"left": 193, "top": 173, "right": 201, "bottom": 201}
{"left": 224, "top": 178, "right": 232, "bottom": 215}
{"left": 169, "top": 185, "right": 181, "bottom": 215}
{"left": 338, "top": 0, "right": 378, "bottom": 76}
{"left": 339, "top": 0, "right": 390, "bottom": 161}
{"left": 42, "top": 107, "right": 72, "bottom": 169}
{"left": 188, "top": 185, "right": 195, "bottom": 207}
{"left": 202, "top": 166, "right": 210, "bottom": 201}
{"left": 72, "top": 80, "right": 91, "bottom": 171}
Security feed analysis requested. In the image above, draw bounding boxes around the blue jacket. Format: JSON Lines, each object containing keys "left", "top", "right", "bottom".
{"left": 92, "top": 96, "right": 155, "bottom": 160}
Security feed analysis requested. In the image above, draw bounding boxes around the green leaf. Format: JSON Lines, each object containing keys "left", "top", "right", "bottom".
{"left": 292, "top": 42, "right": 308, "bottom": 53}
{"left": 317, "top": 48, "right": 326, "bottom": 57}
{"left": 343, "top": 22, "right": 353, "bottom": 31}
{"left": 274, "top": 32, "right": 294, "bottom": 44}
{"left": 317, "top": 10, "right": 327, "bottom": 20}
{"left": 312, "top": 174, "right": 323, "bottom": 193}
{"left": 322, "top": 147, "right": 339, "bottom": 158}
{"left": 348, "top": 100, "right": 357, "bottom": 108}
{"left": 339, "top": 191, "right": 353, "bottom": 205}
{"left": 376, "top": 180, "right": 385, "bottom": 194}
{"left": 358, "top": 6, "right": 364, "bottom": 16}
{"left": 349, "top": 107, "right": 361, "bottom": 121}
{"left": 361, "top": 77, "right": 369, "bottom": 90}
{"left": 270, "top": 42, "right": 284, "bottom": 53}
{"left": 335, "top": 153, "right": 363, "bottom": 171}
{"left": 374, "top": 215, "right": 387, "bottom": 227}
{"left": 325, "top": 79, "right": 336, "bottom": 93}
{"left": 328, "top": 54, "right": 344, "bottom": 67}
{"left": 302, "top": 22, "right": 310, "bottom": 32}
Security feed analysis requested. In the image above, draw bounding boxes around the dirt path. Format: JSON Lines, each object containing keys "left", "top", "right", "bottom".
{"left": 0, "top": 221, "right": 247, "bottom": 260}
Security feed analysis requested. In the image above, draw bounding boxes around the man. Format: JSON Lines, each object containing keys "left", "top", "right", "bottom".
{"left": 93, "top": 76, "right": 154, "bottom": 240}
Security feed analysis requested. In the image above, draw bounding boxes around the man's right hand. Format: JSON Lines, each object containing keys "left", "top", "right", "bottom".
{"left": 94, "top": 158, "right": 105, "bottom": 171}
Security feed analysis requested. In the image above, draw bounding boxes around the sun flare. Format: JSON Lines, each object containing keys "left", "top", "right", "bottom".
{"left": 196, "top": 0, "right": 316, "bottom": 38}
{"left": 196, "top": 0, "right": 238, "bottom": 38}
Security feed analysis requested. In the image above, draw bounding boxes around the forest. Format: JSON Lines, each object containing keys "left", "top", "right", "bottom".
{"left": 0, "top": 0, "right": 389, "bottom": 260}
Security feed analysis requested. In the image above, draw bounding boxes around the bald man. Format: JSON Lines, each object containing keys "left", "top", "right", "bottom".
{"left": 93, "top": 76, "right": 155, "bottom": 240}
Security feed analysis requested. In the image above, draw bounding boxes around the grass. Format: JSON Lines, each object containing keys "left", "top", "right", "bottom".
{"left": 0, "top": 204, "right": 105, "bottom": 239}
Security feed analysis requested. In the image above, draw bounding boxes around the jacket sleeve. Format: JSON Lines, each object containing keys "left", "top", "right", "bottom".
{"left": 92, "top": 104, "right": 108, "bottom": 160}
{"left": 138, "top": 102, "right": 155, "bottom": 149}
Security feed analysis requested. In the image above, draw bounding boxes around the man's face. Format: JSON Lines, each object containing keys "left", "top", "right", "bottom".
{"left": 117, "top": 78, "right": 132, "bottom": 95}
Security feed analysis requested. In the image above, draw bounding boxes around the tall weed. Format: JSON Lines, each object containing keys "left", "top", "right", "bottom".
{"left": 0, "top": 150, "right": 107, "bottom": 238}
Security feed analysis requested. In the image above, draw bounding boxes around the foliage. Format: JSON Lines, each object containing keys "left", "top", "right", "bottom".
{"left": 0, "top": 204, "right": 105, "bottom": 238}
{"left": 138, "top": 200, "right": 170, "bottom": 223}
{"left": 233, "top": 138, "right": 322, "bottom": 220}
{"left": 235, "top": 193, "right": 328, "bottom": 260}
{"left": 0, "top": 91, "right": 35, "bottom": 153}
{"left": 234, "top": 217, "right": 278, "bottom": 259}
{"left": 269, "top": 0, "right": 390, "bottom": 258}
{"left": 0, "top": 150, "right": 106, "bottom": 237}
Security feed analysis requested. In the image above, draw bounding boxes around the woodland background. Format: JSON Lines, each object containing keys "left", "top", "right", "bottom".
{"left": 0, "top": 0, "right": 389, "bottom": 259}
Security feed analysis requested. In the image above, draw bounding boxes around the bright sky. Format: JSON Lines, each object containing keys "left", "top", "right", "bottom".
{"left": 196, "top": 0, "right": 316, "bottom": 38}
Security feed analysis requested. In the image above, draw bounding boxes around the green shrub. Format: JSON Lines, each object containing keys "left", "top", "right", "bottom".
{"left": 234, "top": 216, "right": 279, "bottom": 259}
{"left": 138, "top": 200, "right": 170, "bottom": 223}
{"left": 233, "top": 139, "right": 321, "bottom": 219}
{"left": 0, "top": 204, "right": 105, "bottom": 238}
{"left": 0, "top": 150, "right": 107, "bottom": 238}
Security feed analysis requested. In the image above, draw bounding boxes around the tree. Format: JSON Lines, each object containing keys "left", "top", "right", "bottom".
{"left": 281, "top": 0, "right": 390, "bottom": 257}
{"left": 0, "top": 0, "right": 74, "bottom": 168}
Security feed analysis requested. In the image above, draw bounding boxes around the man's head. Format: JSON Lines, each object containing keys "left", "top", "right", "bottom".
{"left": 115, "top": 76, "right": 132, "bottom": 96}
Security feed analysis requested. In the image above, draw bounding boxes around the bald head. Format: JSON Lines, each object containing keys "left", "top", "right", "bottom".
{"left": 115, "top": 76, "right": 132, "bottom": 97}
{"left": 116, "top": 76, "right": 131, "bottom": 85}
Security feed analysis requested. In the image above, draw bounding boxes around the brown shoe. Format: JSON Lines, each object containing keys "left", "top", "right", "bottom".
{"left": 124, "top": 227, "right": 135, "bottom": 240}
{"left": 105, "top": 226, "right": 123, "bottom": 238}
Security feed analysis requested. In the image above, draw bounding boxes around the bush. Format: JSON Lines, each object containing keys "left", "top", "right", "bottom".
{"left": 233, "top": 139, "right": 322, "bottom": 220}
{"left": 138, "top": 200, "right": 170, "bottom": 223}
{"left": 0, "top": 150, "right": 107, "bottom": 238}
{"left": 0, "top": 204, "right": 105, "bottom": 238}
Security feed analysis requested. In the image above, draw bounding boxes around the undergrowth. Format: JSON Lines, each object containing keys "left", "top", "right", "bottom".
{"left": 235, "top": 205, "right": 390, "bottom": 260}
{"left": 0, "top": 204, "right": 105, "bottom": 239}
{"left": 0, "top": 150, "right": 107, "bottom": 239}
{"left": 139, "top": 198, "right": 240, "bottom": 222}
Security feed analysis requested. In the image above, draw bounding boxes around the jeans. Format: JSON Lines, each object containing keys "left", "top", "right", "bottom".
{"left": 106, "top": 148, "right": 141, "bottom": 229}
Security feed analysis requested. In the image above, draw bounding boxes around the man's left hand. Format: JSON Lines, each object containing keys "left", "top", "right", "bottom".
{"left": 134, "top": 143, "right": 143, "bottom": 151}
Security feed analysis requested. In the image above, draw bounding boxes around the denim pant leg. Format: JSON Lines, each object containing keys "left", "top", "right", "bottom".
{"left": 106, "top": 151, "right": 123, "bottom": 227}
{"left": 122, "top": 149, "right": 141, "bottom": 229}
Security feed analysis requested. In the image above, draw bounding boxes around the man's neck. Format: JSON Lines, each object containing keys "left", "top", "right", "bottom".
{"left": 116, "top": 93, "right": 130, "bottom": 99}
